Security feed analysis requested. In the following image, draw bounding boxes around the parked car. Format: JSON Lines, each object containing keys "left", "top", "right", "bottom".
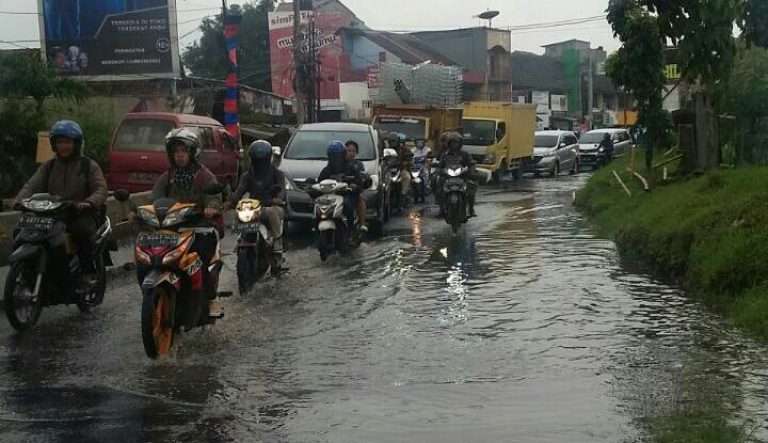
{"left": 527, "top": 130, "right": 580, "bottom": 177}
{"left": 107, "top": 113, "right": 241, "bottom": 193}
{"left": 279, "top": 123, "right": 390, "bottom": 231}
{"left": 578, "top": 128, "right": 634, "bottom": 170}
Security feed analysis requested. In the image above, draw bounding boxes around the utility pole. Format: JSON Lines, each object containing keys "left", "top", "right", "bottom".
{"left": 293, "top": 0, "right": 306, "bottom": 125}
{"left": 307, "top": 16, "right": 315, "bottom": 123}
{"left": 587, "top": 48, "right": 594, "bottom": 130}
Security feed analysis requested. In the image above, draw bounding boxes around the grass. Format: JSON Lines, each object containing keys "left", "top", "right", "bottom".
{"left": 576, "top": 155, "right": 768, "bottom": 338}
{"left": 576, "top": 156, "right": 768, "bottom": 441}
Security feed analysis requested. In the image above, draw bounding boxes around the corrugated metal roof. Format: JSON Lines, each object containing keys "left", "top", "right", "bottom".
{"left": 347, "top": 29, "right": 458, "bottom": 66}
{"left": 510, "top": 51, "right": 568, "bottom": 91}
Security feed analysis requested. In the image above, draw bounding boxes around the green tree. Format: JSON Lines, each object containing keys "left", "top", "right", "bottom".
{"left": 182, "top": 0, "right": 276, "bottom": 91}
{"left": 0, "top": 53, "right": 90, "bottom": 113}
{"left": 606, "top": 0, "right": 742, "bottom": 171}
{"left": 742, "top": 0, "right": 768, "bottom": 48}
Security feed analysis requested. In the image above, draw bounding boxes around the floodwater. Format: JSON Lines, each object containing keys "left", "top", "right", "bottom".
{"left": 1, "top": 174, "right": 767, "bottom": 442}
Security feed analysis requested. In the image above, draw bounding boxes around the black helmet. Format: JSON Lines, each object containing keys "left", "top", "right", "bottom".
{"left": 440, "top": 131, "right": 450, "bottom": 145}
{"left": 49, "top": 120, "right": 84, "bottom": 155}
{"left": 165, "top": 128, "right": 201, "bottom": 165}
{"left": 447, "top": 132, "right": 463, "bottom": 150}
{"left": 249, "top": 140, "right": 273, "bottom": 175}
{"left": 387, "top": 132, "right": 400, "bottom": 149}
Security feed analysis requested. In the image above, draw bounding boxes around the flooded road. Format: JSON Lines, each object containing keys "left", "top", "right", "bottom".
{"left": 1, "top": 174, "right": 767, "bottom": 442}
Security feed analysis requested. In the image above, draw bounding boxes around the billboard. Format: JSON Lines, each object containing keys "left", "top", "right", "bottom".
{"left": 268, "top": 9, "right": 350, "bottom": 100}
{"left": 38, "top": 0, "right": 180, "bottom": 79}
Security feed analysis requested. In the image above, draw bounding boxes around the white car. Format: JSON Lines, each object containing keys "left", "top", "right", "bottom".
{"left": 527, "top": 130, "right": 580, "bottom": 177}
{"left": 578, "top": 128, "right": 634, "bottom": 170}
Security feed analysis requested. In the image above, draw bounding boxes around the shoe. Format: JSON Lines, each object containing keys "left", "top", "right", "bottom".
{"left": 76, "top": 274, "right": 97, "bottom": 295}
{"left": 469, "top": 210, "right": 477, "bottom": 218}
{"left": 209, "top": 297, "right": 224, "bottom": 318}
{"left": 359, "top": 224, "right": 369, "bottom": 233}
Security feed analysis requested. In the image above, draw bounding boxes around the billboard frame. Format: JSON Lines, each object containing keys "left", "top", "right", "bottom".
{"left": 37, "top": 0, "right": 181, "bottom": 81}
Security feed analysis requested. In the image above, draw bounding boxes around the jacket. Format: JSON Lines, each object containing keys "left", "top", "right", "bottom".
{"left": 152, "top": 165, "right": 221, "bottom": 209}
{"left": 15, "top": 154, "right": 108, "bottom": 208}
{"left": 231, "top": 166, "right": 286, "bottom": 205}
{"left": 319, "top": 163, "right": 370, "bottom": 189}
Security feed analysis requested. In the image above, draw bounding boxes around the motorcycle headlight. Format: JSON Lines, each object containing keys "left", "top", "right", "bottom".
{"left": 483, "top": 155, "right": 497, "bottom": 164}
{"left": 162, "top": 207, "right": 194, "bottom": 227}
{"left": 238, "top": 207, "right": 261, "bottom": 223}
{"left": 447, "top": 168, "right": 463, "bottom": 177}
{"left": 22, "top": 200, "right": 62, "bottom": 212}
{"left": 138, "top": 207, "right": 160, "bottom": 227}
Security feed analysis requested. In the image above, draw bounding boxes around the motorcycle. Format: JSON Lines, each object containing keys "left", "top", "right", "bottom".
{"left": 383, "top": 148, "right": 404, "bottom": 214}
{"left": 412, "top": 156, "right": 429, "bottom": 204}
{"left": 442, "top": 162, "right": 469, "bottom": 234}
{"left": 4, "top": 194, "right": 114, "bottom": 331}
{"left": 233, "top": 194, "right": 284, "bottom": 294}
{"left": 309, "top": 177, "right": 362, "bottom": 261}
{"left": 115, "top": 184, "right": 224, "bottom": 359}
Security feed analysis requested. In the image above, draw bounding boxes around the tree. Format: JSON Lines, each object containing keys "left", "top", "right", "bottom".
{"left": 0, "top": 53, "right": 90, "bottom": 113}
{"left": 182, "top": 0, "right": 276, "bottom": 91}
{"left": 606, "top": 0, "right": 742, "bottom": 171}
{"left": 742, "top": 0, "right": 768, "bottom": 49}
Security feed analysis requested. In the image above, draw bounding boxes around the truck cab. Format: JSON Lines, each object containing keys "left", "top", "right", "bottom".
{"left": 371, "top": 105, "right": 462, "bottom": 149}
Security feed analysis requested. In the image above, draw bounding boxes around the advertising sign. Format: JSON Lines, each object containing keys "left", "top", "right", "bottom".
{"left": 550, "top": 94, "right": 568, "bottom": 112}
{"left": 268, "top": 9, "right": 350, "bottom": 100}
{"left": 39, "top": 0, "right": 180, "bottom": 79}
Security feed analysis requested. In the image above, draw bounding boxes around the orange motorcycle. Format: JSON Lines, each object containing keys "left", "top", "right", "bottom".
{"left": 116, "top": 185, "right": 224, "bottom": 359}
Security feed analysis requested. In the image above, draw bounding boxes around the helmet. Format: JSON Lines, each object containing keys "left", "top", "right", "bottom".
{"left": 397, "top": 133, "right": 407, "bottom": 144}
{"left": 327, "top": 140, "right": 346, "bottom": 157}
{"left": 415, "top": 139, "right": 426, "bottom": 149}
{"left": 165, "top": 128, "right": 201, "bottom": 164}
{"left": 440, "top": 132, "right": 450, "bottom": 144}
{"left": 447, "top": 132, "right": 463, "bottom": 150}
{"left": 604, "top": 133, "right": 612, "bottom": 140}
{"left": 387, "top": 132, "right": 400, "bottom": 148}
{"left": 249, "top": 140, "right": 273, "bottom": 164}
{"left": 49, "top": 120, "right": 84, "bottom": 154}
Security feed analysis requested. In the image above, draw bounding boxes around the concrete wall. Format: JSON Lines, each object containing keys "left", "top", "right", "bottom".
{"left": 339, "top": 82, "right": 371, "bottom": 121}
{"left": 1, "top": 191, "right": 153, "bottom": 266}
{"left": 413, "top": 29, "right": 488, "bottom": 73}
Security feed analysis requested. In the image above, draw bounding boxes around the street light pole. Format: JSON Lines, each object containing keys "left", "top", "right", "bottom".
{"left": 293, "top": 0, "right": 306, "bottom": 125}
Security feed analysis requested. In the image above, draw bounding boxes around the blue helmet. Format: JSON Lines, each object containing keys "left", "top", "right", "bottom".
{"left": 49, "top": 120, "right": 84, "bottom": 154}
{"left": 397, "top": 133, "right": 407, "bottom": 143}
{"left": 327, "top": 140, "right": 346, "bottom": 157}
{"left": 249, "top": 140, "right": 273, "bottom": 163}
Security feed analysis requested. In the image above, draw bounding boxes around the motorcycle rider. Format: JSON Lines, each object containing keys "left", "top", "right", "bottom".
{"left": 131, "top": 129, "right": 224, "bottom": 317}
{"left": 345, "top": 140, "right": 368, "bottom": 232}
{"left": 319, "top": 141, "right": 371, "bottom": 231}
{"left": 433, "top": 132, "right": 453, "bottom": 214}
{"left": 439, "top": 132, "right": 478, "bottom": 218}
{"left": 13, "top": 120, "right": 108, "bottom": 292}
{"left": 598, "top": 133, "right": 615, "bottom": 164}
{"left": 385, "top": 132, "right": 412, "bottom": 209}
{"left": 228, "top": 140, "right": 287, "bottom": 268}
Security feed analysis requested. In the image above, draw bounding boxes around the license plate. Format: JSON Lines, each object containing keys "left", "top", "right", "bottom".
{"left": 18, "top": 214, "right": 54, "bottom": 230}
{"left": 138, "top": 233, "right": 179, "bottom": 247}
{"left": 131, "top": 172, "right": 159, "bottom": 182}
{"left": 233, "top": 223, "right": 260, "bottom": 233}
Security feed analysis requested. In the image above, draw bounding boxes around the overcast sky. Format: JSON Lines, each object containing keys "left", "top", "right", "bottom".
{"left": 0, "top": 0, "right": 619, "bottom": 53}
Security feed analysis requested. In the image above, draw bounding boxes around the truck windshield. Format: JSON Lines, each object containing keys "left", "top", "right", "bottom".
{"left": 113, "top": 120, "right": 176, "bottom": 152}
{"left": 373, "top": 118, "right": 426, "bottom": 140}
{"left": 461, "top": 119, "right": 496, "bottom": 146}
{"left": 285, "top": 130, "right": 376, "bottom": 161}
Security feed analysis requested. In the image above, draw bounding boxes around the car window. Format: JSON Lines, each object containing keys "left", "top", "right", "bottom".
{"left": 113, "top": 119, "right": 176, "bottom": 152}
{"left": 285, "top": 130, "right": 376, "bottom": 161}
{"left": 565, "top": 135, "right": 577, "bottom": 145}
{"left": 497, "top": 122, "right": 507, "bottom": 141}
{"left": 192, "top": 127, "right": 215, "bottom": 150}
{"left": 534, "top": 134, "right": 559, "bottom": 148}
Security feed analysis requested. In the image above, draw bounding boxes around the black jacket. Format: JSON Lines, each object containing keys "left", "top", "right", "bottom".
{"left": 231, "top": 165, "right": 286, "bottom": 205}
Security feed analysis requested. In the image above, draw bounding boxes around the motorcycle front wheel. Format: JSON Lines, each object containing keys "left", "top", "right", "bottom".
{"left": 77, "top": 252, "right": 107, "bottom": 313}
{"left": 141, "top": 286, "right": 175, "bottom": 359}
{"left": 237, "top": 246, "right": 259, "bottom": 295}
{"left": 3, "top": 261, "right": 43, "bottom": 332}
{"left": 319, "top": 230, "right": 334, "bottom": 262}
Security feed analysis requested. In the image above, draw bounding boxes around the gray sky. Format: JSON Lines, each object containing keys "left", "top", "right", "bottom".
{"left": 0, "top": 0, "right": 619, "bottom": 53}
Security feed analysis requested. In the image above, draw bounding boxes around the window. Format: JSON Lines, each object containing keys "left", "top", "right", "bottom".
{"left": 192, "top": 127, "right": 215, "bottom": 150}
{"left": 285, "top": 130, "right": 376, "bottom": 161}
{"left": 496, "top": 122, "right": 507, "bottom": 141}
{"left": 534, "top": 135, "right": 560, "bottom": 148}
{"left": 113, "top": 119, "right": 175, "bottom": 152}
{"left": 221, "top": 131, "right": 237, "bottom": 150}
{"left": 565, "top": 135, "right": 577, "bottom": 146}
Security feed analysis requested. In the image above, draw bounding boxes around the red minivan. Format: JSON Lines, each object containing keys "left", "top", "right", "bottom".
{"left": 107, "top": 113, "right": 241, "bottom": 193}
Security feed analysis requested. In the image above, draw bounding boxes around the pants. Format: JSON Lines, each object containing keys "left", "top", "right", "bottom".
{"left": 191, "top": 232, "right": 218, "bottom": 300}
{"left": 356, "top": 194, "right": 367, "bottom": 226}
{"left": 467, "top": 180, "right": 478, "bottom": 213}
{"left": 400, "top": 170, "right": 412, "bottom": 195}
{"left": 261, "top": 206, "right": 285, "bottom": 254}
{"left": 343, "top": 194, "right": 357, "bottom": 228}
{"left": 67, "top": 214, "right": 98, "bottom": 274}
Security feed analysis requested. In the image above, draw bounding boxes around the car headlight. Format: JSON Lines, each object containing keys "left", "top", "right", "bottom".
{"left": 483, "top": 155, "right": 497, "bottom": 164}
{"left": 161, "top": 207, "right": 193, "bottom": 227}
{"left": 598, "top": 147, "right": 605, "bottom": 153}
{"left": 138, "top": 207, "right": 159, "bottom": 227}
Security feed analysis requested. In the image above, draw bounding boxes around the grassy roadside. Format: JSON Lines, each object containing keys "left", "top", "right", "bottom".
{"left": 576, "top": 156, "right": 768, "bottom": 339}
{"left": 576, "top": 156, "right": 766, "bottom": 441}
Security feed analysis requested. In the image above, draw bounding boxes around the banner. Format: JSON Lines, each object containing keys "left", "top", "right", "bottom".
{"left": 224, "top": 13, "right": 242, "bottom": 140}
{"left": 268, "top": 9, "right": 350, "bottom": 100}
{"left": 39, "top": 0, "right": 180, "bottom": 79}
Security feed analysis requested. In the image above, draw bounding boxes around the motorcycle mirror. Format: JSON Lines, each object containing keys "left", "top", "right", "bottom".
{"left": 114, "top": 190, "right": 130, "bottom": 202}
{"left": 204, "top": 183, "right": 224, "bottom": 195}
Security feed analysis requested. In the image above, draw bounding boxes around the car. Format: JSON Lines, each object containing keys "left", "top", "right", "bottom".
{"left": 279, "top": 123, "right": 390, "bottom": 231}
{"left": 578, "top": 128, "right": 634, "bottom": 170}
{"left": 107, "top": 113, "right": 241, "bottom": 193}
{"left": 527, "top": 130, "right": 580, "bottom": 177}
